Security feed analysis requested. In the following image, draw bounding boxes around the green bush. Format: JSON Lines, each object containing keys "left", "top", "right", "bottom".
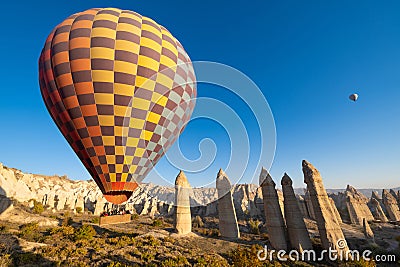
{"left": 131, "top": 213, "right": 139, "bottom": 220}
{"left": 151, "top": 218, "right": 163, "bottom": 227}
{"left": 247, "top": 219, "right": 261, "bottom": 235}
{"left": 140, "top": 251, "right": 155, "bottom": 262}
{"left": 91, "top": 217, "right": 100, "bottom": 224}
{"left": 228, "top": 245, "right": 265, "bottom": 267}
{"left": 76, "top": 207, "right": 83, "bottom": 214}
{"left": 50, "top": 225, "right": 74, "bottom": 238}
{"left": 142, "top": 235, "right": 160, "bottom": 247}
{"left": 73, "top": 224, "right": 96, "bottom": 241}
{"left": 19, "top": 223, "right": 42, "bottom": 242}
{"left": 106, "top": 235, "right": 136, "bottom": 248}
{"left": 161, "top": 256, "right": 189, "bottom": 267}
{"left": 32, "top": 200, "right": 44, "bottom": 214}
{"left": 194, "top": 254, "right": 229, "bottom": 267}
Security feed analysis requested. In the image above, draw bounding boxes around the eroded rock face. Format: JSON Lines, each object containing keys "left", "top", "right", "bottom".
{"left": 260, "top": 168, "right": 288, "bottom": 251}
{"left": 0, "top": 164, "right": 102, "bottom": 213}
{"left": 304, "top": 189, "right": 316, "bottom": 220}
{"left": 297, "top": 195, "right": 309, "bottom": 219}
{"left": 369, "top": 198, "right": 388, "bottom": 222}
{"left": 216, "top": 169, "right": 240, "bottom": 239}
{"left": 174, "top": 171, "right": 192, "bottom": 235}
{"left": 281, "top": 173, "right": 312, "bottom": 252}
{"left": 382, "top": 189, "right": 400, "bottom": 221}
{"left": 302, "top": 160, "right": 349, "bottom": 254}
{"left": 345, "top": 185, "right": 374, "bottom": 225}
{"left": 0, "top": 195, "right": 13, "bottom": 216}
{"left": 94, "top": 196, "right": 107, "bottom": 216}
{"left": 329, "top": 197, "right": 343, "bottom": 224}
{"left": 362, "top": 218, "right": 374, "bottom": 241}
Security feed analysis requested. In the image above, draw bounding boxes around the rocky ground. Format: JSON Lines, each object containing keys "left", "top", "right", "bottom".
{"left": 1, "top": 163, "right": 400, "bottom": 266}
{"left": 0, "top": 200, "right": 399, "bottom": 267}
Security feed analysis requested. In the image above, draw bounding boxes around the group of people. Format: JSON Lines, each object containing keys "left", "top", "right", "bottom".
{"left": 100, "top": 209, "right": 131, "bottom": 217}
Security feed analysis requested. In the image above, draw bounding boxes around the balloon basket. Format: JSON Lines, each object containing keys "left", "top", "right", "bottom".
{"left": 99, "top": 214, "right": 132, "bottom": 226}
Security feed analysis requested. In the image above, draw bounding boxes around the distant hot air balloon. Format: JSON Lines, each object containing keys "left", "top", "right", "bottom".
{"left": 349, "top": 93, "right": 358, "bottom": 102}
{"left": 39, "top": 8, "right": 196, "bottom": 204}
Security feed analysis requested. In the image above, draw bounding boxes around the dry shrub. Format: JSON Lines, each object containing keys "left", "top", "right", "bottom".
{"left": 247, "top": 219, "right": 261, "bottom": 235}
{"left": 73, "top": 224, "right": 96, "bottom": 241}
{"left": 193, "top": 215, "right": 204, "bottom": 228}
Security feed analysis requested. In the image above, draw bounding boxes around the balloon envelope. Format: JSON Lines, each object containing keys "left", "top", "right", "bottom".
{"left": 39, "top": 8, "right": 196, "bottom": 204}
{"left": 349, "top": 93, "right": 358, "bottom": 102}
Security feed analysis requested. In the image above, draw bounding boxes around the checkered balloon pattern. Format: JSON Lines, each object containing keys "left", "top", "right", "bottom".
{"left": 39, "top": 8, "right": 196, "bottom": 204}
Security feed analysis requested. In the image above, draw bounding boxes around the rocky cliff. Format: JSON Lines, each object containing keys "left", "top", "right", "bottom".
{"left": 0, "top": 163, "right": 268, "bottom": 219}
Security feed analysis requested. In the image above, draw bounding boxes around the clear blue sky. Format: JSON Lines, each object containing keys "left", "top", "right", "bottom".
{"left": 0, "top": 0, "right": 399, "bottom": 189}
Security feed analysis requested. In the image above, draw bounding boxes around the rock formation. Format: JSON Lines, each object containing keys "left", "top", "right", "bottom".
{"left": 46, "top": 193, "right": 55, "bottom": 209}
{"left": 174, "top": 171, "right": 192, "bottom": 235}
{"left": 362, "top": 218, "right": 374, "bottom": 241}
{"left": 216, "top": 169, "right": 240, "bottom": 239}
{"left": 302, "top": 160, "right": 349, "bottom": 254}
{"left": 0, "top": 195, "right": 13, "bottom": 215}
{"left": 55, "top": 195, "right": 67, "bottom": 211}
{"left": 369, "top": 198, "right": 388, "bottom": 222}
{"left": 382, "top": 189, "right": 400, "bottom": 221}
{"left": 297, "top": 195, "right": 310, "bottom": 218}
{"left": 371, "top": 191, "right": 380, "bottom": 200}
{"left": 149, "top": 198, "right": 159, "bottom": 218}
{"left": 329, "top": 197, "right": 343, "bottom": 224}
{"left": 94, "top": 196, "right": 107, "bottom": 216}
{"left": 66, "top": 196, "right": 77, "bottom": 211}
{"left": 75, "top": 196, "right": 85, "bottom": 212}
{"left": 281, "top": 173, "right": 312, "bottom": 252}
{"left": 260, "top": 168, "right": 288, "bottom": 251}
{"left": 304, "top": 189, "right": 316, "bottom": 220}
{"left": 345, "top": 185, "right": 374, "bottom": 225}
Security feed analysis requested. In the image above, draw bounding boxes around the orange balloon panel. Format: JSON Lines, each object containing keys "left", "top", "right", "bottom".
{"left": 39, "top": 8, "right": 196, "bottom": 204}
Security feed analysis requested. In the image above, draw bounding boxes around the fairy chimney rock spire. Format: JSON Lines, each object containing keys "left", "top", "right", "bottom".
{"left": 174, "top": 170, "right": 192, "bottom": 235}
{"left": 216, "top": 169, "right": 240, "bottom": 239}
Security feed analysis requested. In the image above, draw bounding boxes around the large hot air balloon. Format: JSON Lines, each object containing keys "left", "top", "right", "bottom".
{"left": 39, "top": 8, "right": 196, "bottom": 204}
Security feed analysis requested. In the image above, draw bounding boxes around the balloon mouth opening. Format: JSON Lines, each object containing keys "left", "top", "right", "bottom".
{"left": 104, "top": 191, "right": 134, "bottom": 204}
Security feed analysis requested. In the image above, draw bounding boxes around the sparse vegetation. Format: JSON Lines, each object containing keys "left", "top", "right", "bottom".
{"left": 1, "top": 208, "right": 398, "bottom": 267}
{"left": 193, "top": 215, "right": 204, "bottom": 228}
{"left": 197, "top": 227, "right": 220, "bottom": 237}
{"left": 19, "top": 222, "right": 42, "bottom": 242}
{"left": 0, "top": 224, "right": 8, "bottom": 233}
{"left": 76, "top": 207, "right": 83, "bottom": 214}
{"left": 338, "top": 259, "right": 376, "bottom": 267}
{"left": 73, "top": 224, "right": 96, "bottom": 241}
{"left": 62, "top": 213, "right": 73, "bottom": 226}
{"left": 151, "top": 218, "right": 163, "bottom": 227}
{"left": 228, "top": 245, "right": 265, "bottom": 267}
{"left": 160, "top": 255, "right": 190, "bottom": 266}
{"left": 247, "top": 219, "right": 261, "bottom": 234}
{"left": 194, "top": 254, "right": 229, "bottom": 267}
{"left": 32, "top": 200, "right": 44, "bottom": 214}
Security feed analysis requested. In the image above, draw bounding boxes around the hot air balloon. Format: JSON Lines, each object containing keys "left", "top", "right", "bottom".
{"left": 349, "top": 93, "right": 358, "bottom": 102}
{"left": 39, "top": 8, "right": 196, "bottom": 204}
